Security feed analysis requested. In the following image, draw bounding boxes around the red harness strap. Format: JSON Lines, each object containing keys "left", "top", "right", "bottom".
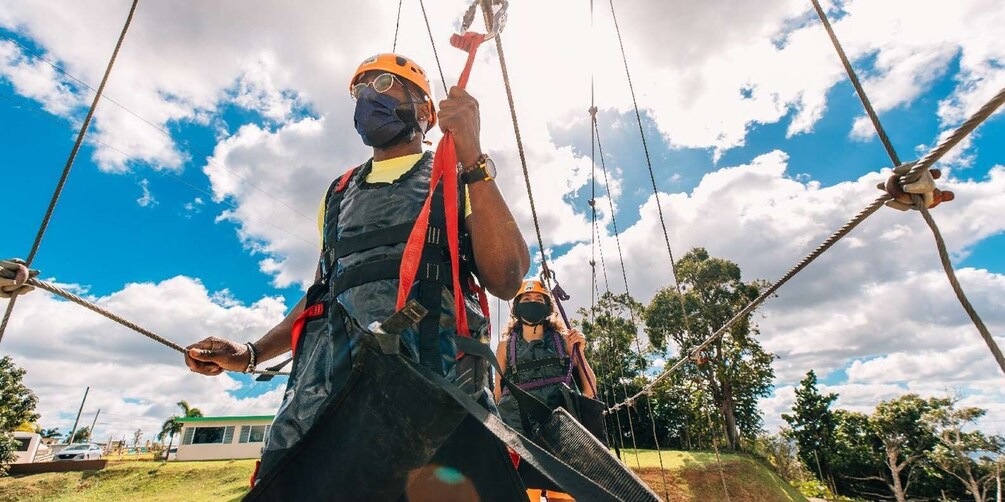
{"left": 290, "top": 303, "right": 324, "bottom": 357}
{"left": 397, "top": 32, "right": 487, "bottom": 341}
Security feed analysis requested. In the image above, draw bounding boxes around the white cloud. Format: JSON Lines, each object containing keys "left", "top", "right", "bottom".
{"left": 1, "top": 276, "right": 289, "bottom": 442}
{"left": 135, "top": 178, "right": 156, "bottom": 207}
{"left": 551, "top": 154, "right": 1005, "bottom": 433}
{"left": 3, "top": 0, "right": 1004, "bottom": 440}
{"left": 0, "top": 40, "right": 82, "bottom": 115}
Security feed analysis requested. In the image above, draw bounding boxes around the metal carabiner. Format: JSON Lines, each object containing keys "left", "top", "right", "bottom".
{"left": 459, "top": 0, "right": 509, "bottom": 41}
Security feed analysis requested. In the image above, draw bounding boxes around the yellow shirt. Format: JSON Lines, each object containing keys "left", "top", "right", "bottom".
{"left": 317, "top": 153, "right": 472, "bottom": 239}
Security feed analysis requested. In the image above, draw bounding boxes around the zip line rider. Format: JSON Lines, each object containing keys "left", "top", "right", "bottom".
{"left": 183, "top": 53, "right": 529, "bottom": 391}
{"left": 495, "top": 279, "right": 597, "bottom": 426}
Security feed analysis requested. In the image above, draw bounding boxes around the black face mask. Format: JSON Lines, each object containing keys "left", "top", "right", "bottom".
{"left": 515, "top": 301, "right": 550, "bottom": 326}
{"left": 352, "top": 86, "right": 419, "bottom": 148}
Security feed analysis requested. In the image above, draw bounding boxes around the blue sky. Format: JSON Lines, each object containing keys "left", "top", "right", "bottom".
{"left": 2, "top": 0, "right": 1004, "bottom": 441}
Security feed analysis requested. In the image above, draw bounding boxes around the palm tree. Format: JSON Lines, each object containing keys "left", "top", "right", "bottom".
{"left": 157, "top": 401, "right": 203, "bottom": 461}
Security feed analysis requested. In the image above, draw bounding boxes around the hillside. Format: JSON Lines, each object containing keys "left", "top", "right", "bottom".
{"left": 0, "top": 451, "right": 807, "bottom": 501}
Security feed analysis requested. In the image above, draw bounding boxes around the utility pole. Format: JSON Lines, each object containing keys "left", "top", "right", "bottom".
{"left": 66, "top": 386, "right": 89, "bottom": 444}
{"left": 87, "top": 408, "right": 101, "bottom": 443}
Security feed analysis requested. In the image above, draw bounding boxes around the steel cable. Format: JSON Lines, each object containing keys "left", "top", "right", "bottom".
{"left": 811, "top": 0, "right": 1004, "bottom": 377}
{"left": 0, "top": 0, "right": 140, "bottom": 345}
{"left": 27, "top": 278, "right": 288, "bottom": 376}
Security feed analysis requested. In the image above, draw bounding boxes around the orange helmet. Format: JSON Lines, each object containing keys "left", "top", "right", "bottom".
{"left": 514, "top": 279, "right": 552, "bottom": 304}
{"left": 350, "top": 53, "right": 437, "bottom": 128}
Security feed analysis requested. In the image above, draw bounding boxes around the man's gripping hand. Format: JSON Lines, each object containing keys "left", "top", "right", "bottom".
{"left": 185, "top": 336, "right": 250, "bottom": 376}
{"left": 438, "top": 86, "right": 482, "bottom": 168}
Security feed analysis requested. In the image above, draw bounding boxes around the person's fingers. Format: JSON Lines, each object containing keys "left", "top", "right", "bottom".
{"left": 184, "top": 351, "right": 222, "bottom": 375}
{"left": 185, "top": 337, "right": 231, "bottom": 364}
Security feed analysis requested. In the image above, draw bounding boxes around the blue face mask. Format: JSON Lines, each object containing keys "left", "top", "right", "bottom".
{"left": 353, "top": 86, "right": 418, "bottom": 148}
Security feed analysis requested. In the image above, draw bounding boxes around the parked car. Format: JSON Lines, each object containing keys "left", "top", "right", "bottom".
{"left": 54, "top": 443, "right": 103, "bottom": 461}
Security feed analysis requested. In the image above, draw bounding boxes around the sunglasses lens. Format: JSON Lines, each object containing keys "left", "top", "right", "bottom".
{"left": 351, "top": 83, "right": 367, "bottom": 99}
{"left": 373, "top": 73, "right": 395, "bottom": 93}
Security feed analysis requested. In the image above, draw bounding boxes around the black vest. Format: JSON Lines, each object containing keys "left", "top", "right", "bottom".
{"left": 321, "top": 152, "right": 488, "bottom": 376}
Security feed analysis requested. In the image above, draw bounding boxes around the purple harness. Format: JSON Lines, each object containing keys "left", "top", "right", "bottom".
{"left": 502, "top": 328, "right": 573, "bottom": 396}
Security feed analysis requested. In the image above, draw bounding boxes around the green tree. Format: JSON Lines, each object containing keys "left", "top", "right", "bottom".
{"left": 0, "top": 356, "right": 40, "bottom": 475}
{"left": 70, "top": 426, "right": 92, "bottom": 444}
{"left": 577, "top": 292, "right": 653, "bottom": 451}
{"left": 782, "top": 370, "right": 839, "bottom": 492}
{"left": 924, "top": 398, "right": 1004, "bottom": 502}
{"left": 645, "top": 248, "right": 775, "bottom": 450}
{"left": 157, "top": 401, "right": 203, "bottom": 461}
{"left": 852, "top": 394, "right": 945, "bottom": 502}
{"left": 39, "top": 427, "right": 61, "bottom": 439}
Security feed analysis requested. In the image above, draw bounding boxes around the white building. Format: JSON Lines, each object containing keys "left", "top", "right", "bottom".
{"left": 176, "top": 415, "right": 273, "bottom": 461}
{"left": 12, "top": 432, "right": 52, "bottom": 463}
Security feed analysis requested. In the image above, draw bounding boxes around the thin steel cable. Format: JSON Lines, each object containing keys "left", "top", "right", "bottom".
{"left": 392, "top": 0, "right": 404, "bottom": 52}
{"left": 612, "top": 85, "right": 1005, "bottom": 408}
{"left": 599, "top": 113, "right": 731, "bottom": 481}
{"left": 593, "top": 115, "right": 670, "bottom": 494}
{"left": 417, "top": 0, "right": 448, "bottom": 97}
{"left": 590, "top": 275, "right": 625, "bottom": 459}
{"left": 588, "top": 30, "right": 625, "bottom": 458}
{"left": 810, "top": 0, "right": 900, "bottom": 166}
{"left": 595, "top": 284, "right": 628, "bottom": 457}
{"left": 0, "top": 33, "right": 317, "bottom": 226}
{"left": 488, "top": 32, "right": 552, "bottom": 281}
{"left": 811, "top": 1, "right": 1005, "bottom": 376}
{"left": 26, "top": 278, "right": 287, "bottom": 376}
{"left": 593, "top": 219, "right": 612, "bottom": 293}
{"left": 0, "top": 0, "right": 139, "bottom": 345}
{"left": 607, "top": 0, "right": 678, "bottom": 280}
{"left": 612, "top": 194, "right": 890, "bottom": 410}
{"left": 900, "top": 86, "right": 1005, "bottom": 183}
{"left": 918, "top": 202, "right": 1005, "bottom": 376}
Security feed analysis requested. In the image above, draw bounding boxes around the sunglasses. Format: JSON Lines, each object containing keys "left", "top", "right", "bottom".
{"left": 351, "top": 73, "right": 401, "bottom": 99}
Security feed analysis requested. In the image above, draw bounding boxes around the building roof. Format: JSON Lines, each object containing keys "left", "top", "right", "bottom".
{"left": 176, "top": 415, "right": 274, "bottom": 423}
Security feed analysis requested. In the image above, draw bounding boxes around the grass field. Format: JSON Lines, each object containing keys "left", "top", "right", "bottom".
{"left": 0, "top": 459, "right": 255, "bottom": 501}
{"left": 621, "top": 449, "right": 808, "bottom": 502}
{"left": 0, "top": 451, "right": 807, "bottom": 501}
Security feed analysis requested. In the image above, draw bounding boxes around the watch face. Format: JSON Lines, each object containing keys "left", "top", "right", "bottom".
{"left": 483, "top": 157, "right": 497, "bottom": 178}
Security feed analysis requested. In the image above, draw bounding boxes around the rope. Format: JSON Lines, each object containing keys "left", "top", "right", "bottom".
{"left": 417, "top": 0, "right": 448, "bottom": 97}
{"left": 392, "top": 0, "right": 404, "bottom": 52}
{"left": 25, "top": 278, "right": 288, "bottom": 376}
{"left": 918, "top": 203, "right": 1005, "bottom": 376}
{"left": 809, "top": 0, "right": 900, "bottom": 166}
{"left": 487, "top": 32, "right": 552, "bottom": 282}
{"left": 0, "top": 0, "right": 139, "bottom": 345}
{"left": 607, "top": 0, "right": 677, "bottom": 280}
{"left": 592, "top": 115, "right": 670, "bottom": 495}
{"left": 612, "top": 194, "right": 890, "bottom": 410}
{"left": 611, "top": 76, "right": 1005, "bottom": 409}
{"left": 900, "top": 86, "right": 1005, "bottom": 183}
{"left": 811, "top": 2, "right": 1005, "bottom": 376}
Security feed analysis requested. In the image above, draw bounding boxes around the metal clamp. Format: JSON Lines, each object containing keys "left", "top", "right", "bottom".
{"left": 459, "top": 0, "right": 509, "bottom": 41}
